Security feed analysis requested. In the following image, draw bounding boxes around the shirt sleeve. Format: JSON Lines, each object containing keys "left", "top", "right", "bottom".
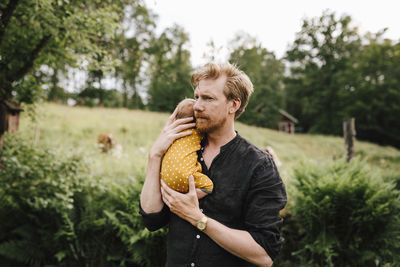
{"left": 244, "top": 155, "right": 287, "bottom": 260}
{"left": 139, "top": 202, "right": 170, "bottom": 231}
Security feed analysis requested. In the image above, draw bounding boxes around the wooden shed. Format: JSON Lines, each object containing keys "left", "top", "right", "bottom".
{"left": 278, "top": 109, "right": 298, "bottom": 134}
{"left": 1, "top": 100, "right": 24, "bottom": 134}
{"left": 0, "top": 100, "right": 24, "bottom": 150}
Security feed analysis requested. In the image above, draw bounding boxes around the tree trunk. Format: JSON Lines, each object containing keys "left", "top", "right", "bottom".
{"left": 122, "top": 80, "right": 128, "bottom": 108}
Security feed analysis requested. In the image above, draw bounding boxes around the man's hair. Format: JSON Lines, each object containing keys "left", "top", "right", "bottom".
{"left": 175, "top": 98, "right": 195, "bottom": 120}
{"left": 190, "top": 62, "right": 254, "bottom": 119}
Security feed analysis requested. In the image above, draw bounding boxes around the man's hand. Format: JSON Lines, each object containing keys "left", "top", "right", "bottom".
{"left": 161, "top": 176, "right": 273, "bottom": 266}
{"left": 141, "top": 108, "right": 195, "bottom": 214}
{"left": 161, "top": 176, "right": 204, "bottom": 225}
{"left": 149, "top": 108, "right": 196, "bottom": 159}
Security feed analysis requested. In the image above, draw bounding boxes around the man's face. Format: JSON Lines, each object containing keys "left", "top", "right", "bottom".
{"left": 193, "top": 75, "right": 231, "bottom": 133}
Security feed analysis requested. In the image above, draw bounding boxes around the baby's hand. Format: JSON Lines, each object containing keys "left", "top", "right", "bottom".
{"left": 196, "top": 189, "right": 208, "bottom": 199}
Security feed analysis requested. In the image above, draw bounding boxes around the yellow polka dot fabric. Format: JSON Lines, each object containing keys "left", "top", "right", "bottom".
{"left": 161, "top": 129, "right": 214, "bottom": 193}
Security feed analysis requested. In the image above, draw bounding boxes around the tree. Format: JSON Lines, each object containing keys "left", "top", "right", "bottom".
{"left": 285, "top": 10, "right": 400, "bottom": 148}
{"left": 202, "top": 40, "right": 224, "bottom": 63}
{"left": 346, "top": 33, "right": 400, "bottom": 147}
{"left": 112, "top": 2, "right": 156, "bottom": 109}
{"left": 46, "top": 64, "right": 69, "bottom": 104}
{"left": 77, "top": 87, "right": 123, "bottom": 107}
{"left": 228, "top": 33, "right": 285, "bottom": 128}
{"left": 147, "top": 25, "right": 193, "bottom": 112}
{"left": 285, "top": 11, "right": 361, "bottom": 135}
{"left": 0, "top": 0, "right": 131, "bottom": 105}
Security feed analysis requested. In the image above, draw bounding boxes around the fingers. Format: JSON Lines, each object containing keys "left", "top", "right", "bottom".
{"left": 170, "top": 117, "right": 195, "bottom": 129}
{"left": 161, "top": 179, "right": 175, "bottom": 195}
{"left": 188, "top": 175, "right": 196, "bottom": 193}
{"left": 160, "top": 180, "right": 172, "bottom": 207}
{"left": 164, "top": 117, "right": 195, "bottom": 137}
{"left": 174, "top": 129, "right": 194, "bottom": 140}
{"left": 166, "top": 108, "right": 192, "bottom": 127}
{"left": 172, "top": 121, "right": 196, "bottom": 134}
{"left": 161, "top": 179, "right": 182, "bottom": 201}
{"left": 154, "top": 116, "right": 195, "bottom": 157}
{"left": 166, "top": 107, "right": 179, "bottom": 126}
{"left": 165, "top": 118, "right": 195, "bottom": 140}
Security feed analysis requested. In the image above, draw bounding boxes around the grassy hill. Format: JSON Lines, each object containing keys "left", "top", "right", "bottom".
{"left": 18, "top": 103, "right": 400, "bottom": 186}
{"left": 6, "top": 102, "right": 400, "bottom": 266}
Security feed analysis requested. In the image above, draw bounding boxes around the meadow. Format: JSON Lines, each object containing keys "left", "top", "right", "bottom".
{"left": 20, "top": 102, "right": 400, "bottom": 187}
{"left": 2, "top": 102, "right": 399, "bottom": 266}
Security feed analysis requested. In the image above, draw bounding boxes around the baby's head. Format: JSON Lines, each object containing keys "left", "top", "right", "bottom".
{"left": 175, "top": 98, "right": 196, "bottom": 120}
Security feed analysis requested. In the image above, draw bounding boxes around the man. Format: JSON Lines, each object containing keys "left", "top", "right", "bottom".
{"left": 140, "top": 62, "right": 287, "bottom": 266}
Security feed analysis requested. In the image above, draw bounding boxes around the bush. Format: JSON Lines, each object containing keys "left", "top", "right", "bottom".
{"left": 0, "top": 134, "right": 88, "bottom": 266}
{"left": 0, "top": 134, "right": 167, "bottom": 267}
{"left": 281, "top": 159, "right": 400, "bottom": 266}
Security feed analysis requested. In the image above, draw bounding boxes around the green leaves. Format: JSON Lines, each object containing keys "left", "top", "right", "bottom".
{"left": 285, "top": 10, "right": 400, "bottom": 148}
{"left": 0, "top": 133, "right": 167, "bottom": 266}
{"left": 286, "top": 159, "right": 400, "bottom": 266}
{"left": 147, "top": 25, "right": 193, "bottom": 112}
{"left": 228, "top": 33, "right": 285, "bottom": 127}
{"left": 0, "top": 0, "right": 137, "bottom": 104}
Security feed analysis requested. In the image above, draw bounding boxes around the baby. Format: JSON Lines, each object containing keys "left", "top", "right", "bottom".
{"left": 161, "top": 98, "right": 214, "bottom": 198}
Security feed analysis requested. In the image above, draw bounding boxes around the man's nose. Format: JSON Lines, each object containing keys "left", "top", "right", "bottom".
{"left": 193, "top": 99, "right": 203, "bottom": 111}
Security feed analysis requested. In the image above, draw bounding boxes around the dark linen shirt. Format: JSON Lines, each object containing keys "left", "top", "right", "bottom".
{"left": 139, "top": 132, "right": 287, "bottom": 266}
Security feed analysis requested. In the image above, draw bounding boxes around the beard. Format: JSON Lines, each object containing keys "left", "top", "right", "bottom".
{"left": 195, "top": 113, "right": 227, "bottom": 134}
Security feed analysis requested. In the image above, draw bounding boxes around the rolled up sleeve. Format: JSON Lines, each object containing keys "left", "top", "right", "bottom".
{"left": 244, "top": 157, "right": 287, "bottom": 260}
{"left": 139, "top": 202, "right": 170, "bottom": 231}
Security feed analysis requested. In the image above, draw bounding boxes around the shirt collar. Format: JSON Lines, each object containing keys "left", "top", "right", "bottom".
{"left": 200, "top": 131, "right": 241, "bottom": 152}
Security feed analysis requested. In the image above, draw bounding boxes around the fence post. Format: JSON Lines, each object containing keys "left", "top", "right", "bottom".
{"left": 343, "top": 118, "right": 356, "bottom": 162}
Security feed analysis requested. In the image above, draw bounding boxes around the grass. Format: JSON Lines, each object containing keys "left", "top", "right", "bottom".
{"left": 18, "top": 102, "right": 400, "bottom": 187}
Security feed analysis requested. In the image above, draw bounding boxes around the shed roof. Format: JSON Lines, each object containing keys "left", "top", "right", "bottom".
{"left": 278, "top": 109, "right": 298, "bottom": 124}
{"left": 3, "top": 100, "right": 24, "bottom": 112}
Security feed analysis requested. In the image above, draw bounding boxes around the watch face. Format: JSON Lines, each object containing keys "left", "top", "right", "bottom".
{"left": 197, "top": 221, "right": 206, "bottom": 230}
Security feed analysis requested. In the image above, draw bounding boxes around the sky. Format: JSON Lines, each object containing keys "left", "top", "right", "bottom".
{"left": 144, "top": 0, "right": 400, "bottom": 67}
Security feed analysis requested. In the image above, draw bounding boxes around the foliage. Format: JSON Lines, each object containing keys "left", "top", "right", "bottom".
{"left": 0, "top": 0, "right": 135, "bottom": 105}
{"left": 0, "top": 133, "right": 89, "bottom": 266}
{"left": 0, "top": 133, "right": 167, "bottom": 266}
{"left": 285, "top": 10, "right": 361, "bottom": 135}
{"left": 76, "top": 87, "right": 123, "bottom": 108}
{"left": 147, "top": 25, "right": 193, "bottom": 112}
{"left": 346, "top": 35, "right": 400, "bottom": 148}
{"left": 112, "top": 3, "right": 156, "bottom": 109}
{"left": 229, "top": 33, "right": 286, "bottom": 128}
{"left": 1, "top": 103, "right": 399, "bottom": 266}
{"left": 285, "top": 10, "right": 400, "bottom": 148}
{"left": 281, "top": 159, "right": 400, "bottom": 266}
{"left": 21, "top": 102, "right": 400, "bottom": 188}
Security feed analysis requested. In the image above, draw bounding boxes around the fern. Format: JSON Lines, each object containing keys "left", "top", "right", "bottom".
{"left": 286, "top": 158, "right": 400, "bottom": 266}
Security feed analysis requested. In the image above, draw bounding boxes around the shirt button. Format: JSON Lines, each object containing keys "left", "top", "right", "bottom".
{"left": 191, "top": 263, "right": 195, "bottom": 267}
{"left": 200, "top": 157, "right": 204, "bottom": 161}
{"left": 196, "top": 234, "right": 200, "bottom": 239}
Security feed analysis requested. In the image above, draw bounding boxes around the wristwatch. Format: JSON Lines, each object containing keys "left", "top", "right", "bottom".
{"left": 196, "top": 216, "right": 208, "bottom": 231}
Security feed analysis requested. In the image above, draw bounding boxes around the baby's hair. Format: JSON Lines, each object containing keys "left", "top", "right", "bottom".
{"left": 174, "top": 98, "right": 196, "bottom": 120}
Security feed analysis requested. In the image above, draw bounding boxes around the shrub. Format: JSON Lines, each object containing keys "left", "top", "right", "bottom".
{"left": 0, "top": 134, "right": 89, "bottom": 266}
{"left": 0, "top": 134, "right": 167, "bottom": 266}
{"left": 284, "top": 159, "right": 400, "bottom": 266}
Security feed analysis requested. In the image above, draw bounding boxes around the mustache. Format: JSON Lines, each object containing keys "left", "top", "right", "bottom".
{"left": 194, "top": 113, "right": 210, "bottom": 120}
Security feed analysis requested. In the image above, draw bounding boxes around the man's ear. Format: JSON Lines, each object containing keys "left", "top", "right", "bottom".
{"left": 229, "top": 98, "right": 241, "bottom": 114}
